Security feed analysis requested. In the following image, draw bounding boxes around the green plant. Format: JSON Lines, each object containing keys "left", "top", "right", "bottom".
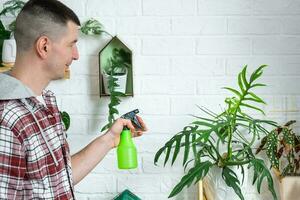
{"left": 256, "top": 120, "right": 300, "bottom": 178}
{"left": 100, "top": 48, "right": 131, "bottom": 131}
{"left": 104, "top": 48, "right": 131, "bottom": 75}
{"left": 100, "top": 61, "right": 126, "bottom": 132}
{"left": 0, "top": 0, "right": 25, "bottom": 66}
{"left": 0, "top": 0, "right": 25, "bottom": 34}
{"left": 154, "top": 65, "right": 278, "bottom": 200}
{"left": 81, "top": 19, "right": 133, "bottom": 133}
{"left": 60, "top": 111, "right": 71, "bottom": 131}
{"left": 80, "top": 18, "right": 112, "bottom": 37}
{"left": 81, "top": 19, "right": 131, "bottom": 132}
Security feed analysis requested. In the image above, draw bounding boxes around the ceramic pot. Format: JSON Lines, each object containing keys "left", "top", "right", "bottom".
{"left": 278, "top": 176, "right": 300, "bottom": 200}
{"left": 2, "top": 38, "right": 16, "bottom": 65}
{"left": 103, "top": 69, "right": 127, "bottom": 94}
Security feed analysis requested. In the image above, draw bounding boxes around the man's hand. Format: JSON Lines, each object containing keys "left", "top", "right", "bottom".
{"left": 105, "top": 115, "right": 147, "bottom": 148}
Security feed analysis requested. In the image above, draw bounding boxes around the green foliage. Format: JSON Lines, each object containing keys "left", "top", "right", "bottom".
{"left": 0, "top": 0, "right": 25, "bottom": 33}
{"left": 0, "top": 20, "right": 10, "bottom": 38}
{"left": 256, "top": 120, "right": 300, "bottom": 177}
{"left": 154, "top": 65, "right": 278, "bottom": 200}
{"left": 0, "top": 0, "right": 24, "bottom": 16}
{"left": 222, "top": 167, "right": 244, "bottom": 200}
{"left": 248, "top": 159, "right": 277, "bottom": 198}
{"left": 104, "top": 48, "right": 131, "bottom": 75}
{"left": 101, "top": 48, "right": 131, "bottom": 132}
{"left": 168, "top": 161, "right": 213, "bottom": 198}
{"left": 60, "top": 111, "right": 71, "bottom": 131}
{"left": 80, "top": 19, "right": 129, "bottom": 132}
{"left": 101, "top": 63, "right": 126, "bottom": 132}
{"left": 80, "top": 18, "right": 112, "bottom": 37}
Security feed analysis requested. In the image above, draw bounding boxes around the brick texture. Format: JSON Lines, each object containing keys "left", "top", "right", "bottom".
{"left": 2, "top": 0, "right": 299, "bottom": 199}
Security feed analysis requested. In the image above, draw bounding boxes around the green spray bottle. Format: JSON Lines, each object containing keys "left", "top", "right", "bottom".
{"left": 117, "top": 109, "right": 141, "bottom": 169}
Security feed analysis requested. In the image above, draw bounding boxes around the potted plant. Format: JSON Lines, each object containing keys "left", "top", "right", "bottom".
{"left": 0, "top": 0, "right": 25, "bottom": 68}
{"left": 81, "top": 19, "right": 133, "bottom": 132}
{"left": 60, "top": 111, "right": 71, "bottom": 132}
{"left": 102, "top": 47, "right": 131, "bottom": 94}
{"left": 100, "top": 56, "right": 127, "bottom": 131}
{"left": 256, "top": 120, "right": 300, "bottom": 200}
{"left": 154, "top": 65, "right": 278, "bottom": 200}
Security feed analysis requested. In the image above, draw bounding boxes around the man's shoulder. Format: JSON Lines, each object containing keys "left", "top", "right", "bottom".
{"left": 0, "top": 99, "right": 27, "bottom": 128}
{"left": 0, "top": 99, "right": 22, "bottom": 113}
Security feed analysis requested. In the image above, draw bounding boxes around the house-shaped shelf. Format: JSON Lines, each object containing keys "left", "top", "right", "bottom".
{"left": 98, "top": 36, "right": 134, "bottom": 97}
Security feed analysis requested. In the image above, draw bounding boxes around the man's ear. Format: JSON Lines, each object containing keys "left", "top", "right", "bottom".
{"left": 35, "top": 36, "right": 51, "bottom": 59}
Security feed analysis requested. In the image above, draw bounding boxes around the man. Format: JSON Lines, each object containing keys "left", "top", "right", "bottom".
{"left": 0, "top": 0, "right": 147, "bottom": 199}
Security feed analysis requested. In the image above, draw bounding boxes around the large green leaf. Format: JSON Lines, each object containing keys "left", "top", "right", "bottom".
{"left": 171, "top": 138, "right": 181, "bottom": 165}
{"left": 222, "top": 167, "right": 244, "bottom": 200}
{"left": 80, "top": 19, "right": 105, "bottom": 35}
{"left": 168, "top": 161, "right": 213, "bottom": 198}
{"left": 154, "top": 126, "right": 196, "bottom": 167}
{"left": 249, "top": 65, "right": 267, "bottom": 83}
{"left": 183, "top": 130, "right": 191, "bottom": 166}
{"left": 247, "top": 92, "right": 266, "bottom": 104}
{"left": 241, "top": 65, "right": 249, "bottom": 88}
{"left": 60, "top": 111, "right": 71, "bottom": 131}
{"left": 238, "top": 72, "right": 245, "bottom": 93}
{"left": 240, "top": 103, "right": 265, "bottom": 115}
{"left": 248, "top": 159, "right": 277, "bottom": 200}
{"left": 266, "top": 131, "right": 279, "bottom": 169}
{"left": 250, "top": 83, "right": 267, "bottom": 88}
{"left": 223, "top": 87, "right": 242, "bottom": 97}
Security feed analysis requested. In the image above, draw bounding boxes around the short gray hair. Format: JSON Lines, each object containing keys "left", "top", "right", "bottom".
{"left": 14, "top": 0, "right": 80, "bottom": 52}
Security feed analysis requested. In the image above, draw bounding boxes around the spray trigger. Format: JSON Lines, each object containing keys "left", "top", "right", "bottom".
{"left": 121, "top": 109, "right": 142, "bottom": 130}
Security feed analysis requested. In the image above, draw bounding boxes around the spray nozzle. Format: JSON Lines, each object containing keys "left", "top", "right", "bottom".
{"left": 121, "top": 109, "right": 142, "bottom": 130}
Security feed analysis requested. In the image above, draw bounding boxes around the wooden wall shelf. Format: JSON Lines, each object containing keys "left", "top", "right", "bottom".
{"left": 0, "top": 66, "right": 12, "bottom": 73}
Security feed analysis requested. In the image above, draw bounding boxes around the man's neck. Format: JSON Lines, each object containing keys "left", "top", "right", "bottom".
{"left": 10, "top": 59, "right": 50, "bottom": 96}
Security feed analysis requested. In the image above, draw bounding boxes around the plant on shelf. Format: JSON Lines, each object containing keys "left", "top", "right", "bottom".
{"left": 0, "top": 0, "right": 25, "bottom": 34}
{"left": 154, "top": 65, "right": 278, "bottom": 200}
{"left": 100, "top": 59, "right": 126, "bottom": 132}
{"left": 80, "top": 18, "right": 112, "bottom": 37}
{"left": 102, "top": 47, "right": 131, "bottom": 94}
{"left": 256, "top": 120, "right": 300, "bottom": 178}
{"left": 100, "top": 47, "right": 131, "bottom": 131}
{"left": 99, "top": 50, "right": 129, "bottom": 132}
{"left": 0, "top": 0, "right": 25, "bottom": 67}
{"left": 81, "top": 18, "right": 132, "bottom": 132}
{"left": 103, "top": 47, "right": 131, "bottom": 76}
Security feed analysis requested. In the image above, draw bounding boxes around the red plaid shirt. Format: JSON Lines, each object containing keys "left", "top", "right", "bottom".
{"left": 0, "top": 90, "right": 74, "bottom": 199}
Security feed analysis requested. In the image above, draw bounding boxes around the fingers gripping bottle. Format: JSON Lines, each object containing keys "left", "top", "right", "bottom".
{"left": 117, "top": 109, "right": 141, "bottom": 169}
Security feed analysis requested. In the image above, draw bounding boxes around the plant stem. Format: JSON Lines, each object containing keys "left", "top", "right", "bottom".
{"left": 227, "top": 87, "right": 250, "bottom": 160}
{"left": 224, "top": 159, "right": 251, "bottom": 166}
{"left": 236, "top": 128, "right": 257, "bottom": 158}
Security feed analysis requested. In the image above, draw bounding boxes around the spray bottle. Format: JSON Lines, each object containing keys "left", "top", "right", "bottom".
{"left": 117, "top": 109, "right": 142, "bottom": 169}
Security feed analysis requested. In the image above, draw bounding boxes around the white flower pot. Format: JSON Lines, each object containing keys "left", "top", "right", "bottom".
{"left": 102, "top": 70, "right": 127, "bottom": 94}
{"left": 2, "top": 39, "right": 16, "bottom": 64}
{"left": 198, "top": 166, "right": 249, "bottom": 200}
{"left": 278, "top": 176, "right": 300, "bottom": 200}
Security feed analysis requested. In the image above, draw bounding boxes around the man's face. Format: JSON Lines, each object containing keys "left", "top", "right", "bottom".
{"left": 47, "top": 21, "right": 79, "bottom": 80}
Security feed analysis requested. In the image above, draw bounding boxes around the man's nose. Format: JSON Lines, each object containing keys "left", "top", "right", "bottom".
{"left": 73, "top": 45, "right": 79, "bottom": 60}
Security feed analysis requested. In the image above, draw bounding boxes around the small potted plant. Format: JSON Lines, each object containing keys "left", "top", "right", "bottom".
{"left": 81, "top": 18, "right": 133, "bottom": 132}
{"left": 100, "top": 60, "right": 126, "bottom": 131}
{"left": 256, "top": 120, "right": 300, "bottom": 200}
{"left": 0, "top": 0, "right": 25, "bottom": 68}
{"left": 154, "top": 65, "right": 278, "bottom": 200}
{"left": 102, "top": 47, "right": 131, "bottom": 94}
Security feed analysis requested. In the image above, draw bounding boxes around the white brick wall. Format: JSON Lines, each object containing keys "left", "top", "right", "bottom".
{"left": 2, "top": 0, "right": 300, "bottom": 199}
